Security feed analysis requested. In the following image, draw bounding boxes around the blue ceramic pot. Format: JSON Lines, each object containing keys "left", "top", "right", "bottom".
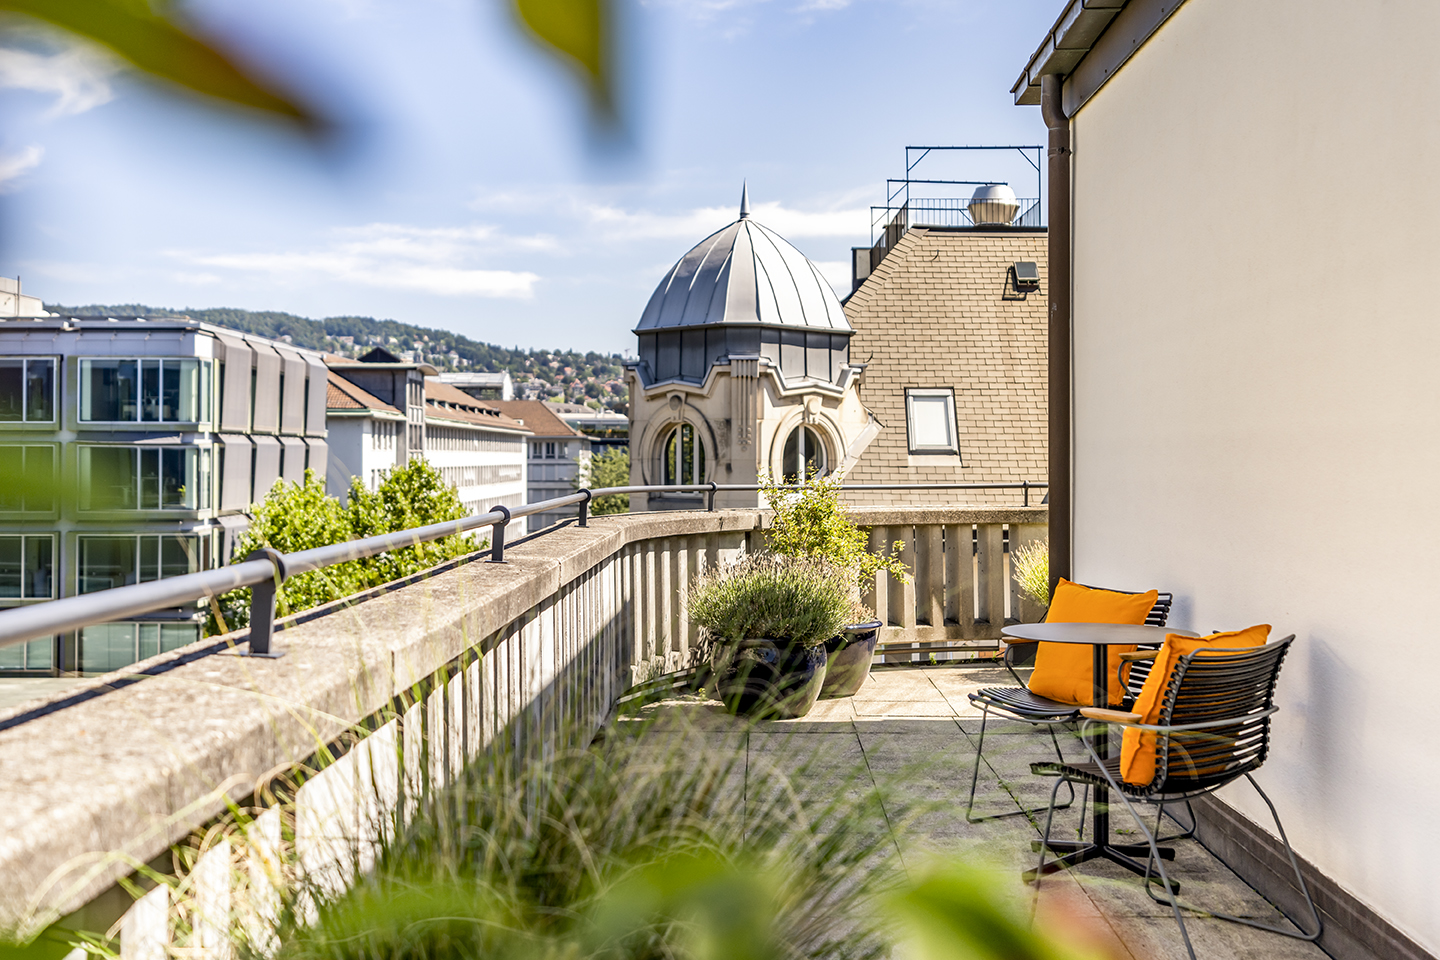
{"left": 819, "top": 620, "right": 883, "bottom": 698}
{"left": 711, "top": 639, "right": 828, "bottom": 720}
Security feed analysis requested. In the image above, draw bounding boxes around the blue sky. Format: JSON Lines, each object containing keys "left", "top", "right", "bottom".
{"left": 0, "top": 0, "right": 1058, "bottom": 354}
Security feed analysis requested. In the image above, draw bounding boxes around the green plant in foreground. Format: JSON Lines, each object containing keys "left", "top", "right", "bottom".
{"left": 210, "top": 461, "right": 478, "bottom": 633}
{"left": 760, "top": 473, "right": 909, "bottom": 586}
{"left": 688, "top": 556, "right": 866, "bottom": 647}
{"left": 279, "top": 715, "right": 904, "bottom": 960}
{"left": 1011, "top": 537, "right": 1050, "bottom": 608}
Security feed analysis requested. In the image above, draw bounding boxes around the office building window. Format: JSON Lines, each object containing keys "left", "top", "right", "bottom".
{"left": 77, "top": 534, "right": 207, "bottom": 593}
{"left": 0, "top": 357, "right": 55, "bottom": 422}
{"left": 78, "top": 622, "right": 200, "bottom": 674}
{"left": 0, "top": 635, "right": 53, "bottom": 671}
{"left": 0, "top": 534, "right": 54, "bottom": 599}
{"left": 0, "top": 445, "right": 56, "bottom": 512}
{"left": 79, "top": 358, "right": 210, "bottom": 423}
{"left": 78, "top": 446, "right": 211, "bottom": 510}
{"left": 904, "top": 388, "right": 960, "bottom": 455}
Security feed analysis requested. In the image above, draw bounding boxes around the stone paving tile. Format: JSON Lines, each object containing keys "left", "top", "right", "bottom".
{"left": 627, "top": 667, "right": 1320, "bottom": 960}
{"left": 853, "top": 699, "right": 959, "bottom": 717}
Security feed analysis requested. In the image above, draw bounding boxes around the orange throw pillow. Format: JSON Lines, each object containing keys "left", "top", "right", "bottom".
{"left": 1119, "top": 624, "right": 1271, "bottom": 786}
{"left": 1026, "top": 579, "right": 1159, "bottom": 706}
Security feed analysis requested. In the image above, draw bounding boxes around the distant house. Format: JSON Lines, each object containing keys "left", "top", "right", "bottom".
{"left": 326, "top": 350, "right": 531, "bottom": 533}
{"left": 488, "top": 400, "right": 590, "bottom": 531}
{"left": 545, "top": 401, "right": 628, "bottom": 453}
{"left": 439, "top": 370, "right": 514, "bottom": 401}
{"left": 843, "top": 224, "right": 1047, "bottom": 505}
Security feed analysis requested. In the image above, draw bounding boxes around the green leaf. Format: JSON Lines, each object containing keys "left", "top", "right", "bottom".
{"left": 0, "top": 0, "right": 321, "bottom": 128}
{"left": 512, "top": 0, "right": 611, "bottom": 115}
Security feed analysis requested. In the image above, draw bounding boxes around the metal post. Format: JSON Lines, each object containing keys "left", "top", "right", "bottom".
{"left": 488, "top": 505, "right": 511, "bottom": 563}
{"left": 244, "top": 548, "right": 288, "bottom": 658}
{"left": 1023, "top": 481, "right": 1030, "bottom": 507}
{"left": 578, "top": 490, "right": 592, "bottom": 527}
{"left": 707, "top": 481, "right": 718, "bottom": 512}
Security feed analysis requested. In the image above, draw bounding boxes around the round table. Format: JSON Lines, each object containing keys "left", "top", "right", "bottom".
{"left": 1001, "top": 621, "right": 1199, "bottom": 883}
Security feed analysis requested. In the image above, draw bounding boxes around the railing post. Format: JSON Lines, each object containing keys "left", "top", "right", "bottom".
{"left": 1023, "top": 481, "right": 1030, "bottom": 507}
{"left": 578, "top": 489, "right": 592, "bottom": 527}
{"left": 244, "top": 548, "right": 288, "bottom": 658}
{"left": 488, "top": 505, "right": 511, "bottom": 563}
{"left": 707, "top": 481, "right": 717, "bottom": 512}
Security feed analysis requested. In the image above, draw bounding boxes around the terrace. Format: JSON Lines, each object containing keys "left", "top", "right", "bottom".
{"left": 0, "top": 495, "right": 1333, "bottom": 960}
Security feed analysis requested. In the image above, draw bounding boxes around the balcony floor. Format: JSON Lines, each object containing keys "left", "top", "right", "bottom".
{"left": 620, "top": 664, "right": 1326, "bottom": 960}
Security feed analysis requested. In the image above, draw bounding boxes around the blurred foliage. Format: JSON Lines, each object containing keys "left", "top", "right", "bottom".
{"left": 0, "top": 0, "right": 613, "bottom": 129}
{"left": 514, "top": 0, "right": 611, "bottom": 119}
{"left": 580, "top": 446, "right": 630, "bottom": 514}
{"left": 210, "top": 462, "right": 476, "bottom": 633}
{"left": 0, "top": 0, "right": 318, "bottom": 126}
{"left": 761, "top": 473, "right": 909, "bottom": 587}
{"left": 888, "top": 862, "right": 1112, "bottom": 960}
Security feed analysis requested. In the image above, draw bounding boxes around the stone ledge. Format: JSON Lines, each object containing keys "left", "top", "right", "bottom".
{"left": 0, "top": 505, "right": 1035, "bottom": 927}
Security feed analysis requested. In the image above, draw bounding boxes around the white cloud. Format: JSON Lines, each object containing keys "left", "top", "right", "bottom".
{"left": 0, "top": 44, "right": 116, "bottom": 117}
{"left": 175, "top": 222, "right": 543, "bottom": 299}
{"left": 811, "top": 259, "right": 853, "bottom": 297}
{"left": 581, "top": 199, "right": 867, "bottom": 241}
{"left": 0, "top": 145, "right": 44, "bottom": 190}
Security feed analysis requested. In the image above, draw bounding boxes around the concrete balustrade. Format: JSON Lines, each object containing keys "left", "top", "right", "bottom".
{"left": 0, "top": 505, "right": 1044, "bottom": 953}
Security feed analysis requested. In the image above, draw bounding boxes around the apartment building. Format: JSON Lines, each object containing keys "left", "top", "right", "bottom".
{"left": 326, "top": 350, "right": 531, "bottom": 533}
{"left": 0, "top": 315, "right": 328, "bottom": 675}
{"left": 488, "top": 400, "right": 589, "bottom": 531}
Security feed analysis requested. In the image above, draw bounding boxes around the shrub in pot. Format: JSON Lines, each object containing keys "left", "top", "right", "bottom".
{"left": 760, "top": 473, "right": 909, "bottom": 698}
{"left": 690, "top": 556, "right": 867, "bottom": 719}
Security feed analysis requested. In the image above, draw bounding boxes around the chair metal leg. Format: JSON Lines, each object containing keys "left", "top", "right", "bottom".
{"left": 1136, "top": 778, "right": 1323, "bottom": 942}
{"left": 964, "top": 704, "right": 1076, "bottom": 824}
{"left": 1101, "top": 784, "right": 1198, "bottom": 960}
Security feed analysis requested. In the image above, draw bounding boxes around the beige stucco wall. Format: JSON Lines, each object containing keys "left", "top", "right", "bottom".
{"left": 844, "top": 228, "right": 1047, "bottom": 505}
{"left": 1066, "top": 0, "right": 1440, "bottom": 951}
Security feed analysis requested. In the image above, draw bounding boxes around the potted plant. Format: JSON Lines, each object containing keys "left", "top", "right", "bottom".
{"left": 760, "top": 473, "right": 909, "bottom": 698}
{"left": 689, "top": 556, "right": 867, "bottom": 719}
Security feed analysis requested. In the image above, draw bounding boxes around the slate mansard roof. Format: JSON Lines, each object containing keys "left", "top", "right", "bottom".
{"left": 635, "top": 195, "right": 850, "bottom": 336}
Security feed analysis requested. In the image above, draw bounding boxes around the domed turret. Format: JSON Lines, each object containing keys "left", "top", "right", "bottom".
{"left": 635, "top": 186, "right": 851, "bottom": 386}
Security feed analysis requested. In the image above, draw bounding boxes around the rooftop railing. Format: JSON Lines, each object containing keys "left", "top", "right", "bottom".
{"left": 0, "top": 481, "right": 1046, "bottom": 659}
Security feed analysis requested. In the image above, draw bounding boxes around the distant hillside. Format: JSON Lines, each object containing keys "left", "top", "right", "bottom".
{"left": 44, "top": 303, "right": 630, "bottom": 411}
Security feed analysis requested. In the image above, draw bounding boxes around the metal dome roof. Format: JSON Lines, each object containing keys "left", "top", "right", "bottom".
{"left": 635, "top": 188, "right": 851, "bottom": 334}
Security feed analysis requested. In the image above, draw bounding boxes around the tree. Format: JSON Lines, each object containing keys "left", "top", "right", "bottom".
{"left": 211, "top": 463, "right": 478, "bottom": 633}
{"left": 580, "top": 447, "right": 629, "bottom": 515}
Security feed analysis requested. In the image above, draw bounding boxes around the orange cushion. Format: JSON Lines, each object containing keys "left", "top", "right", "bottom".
{"left": 1026, "top": 580, "right": 1159, "bottom": 706}
{"left": 1119, "top": 624, "right": 1271, "bottom": 786}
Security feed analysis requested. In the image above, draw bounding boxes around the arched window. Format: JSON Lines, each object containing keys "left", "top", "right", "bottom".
{"left": 782, "top": 426, "right": 827, "bottom": 483}
{"left": 662, "top": 423, "right": 705, "bottom": 485}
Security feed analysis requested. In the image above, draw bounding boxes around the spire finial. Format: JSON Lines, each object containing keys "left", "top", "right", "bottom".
{"left": 739, "top": 181, "right": 750, "bottom": 219}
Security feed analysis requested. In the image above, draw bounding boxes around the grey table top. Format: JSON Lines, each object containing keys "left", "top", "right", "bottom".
{"left": 1001, "top": 622, "right": 1200, "bottom": 644}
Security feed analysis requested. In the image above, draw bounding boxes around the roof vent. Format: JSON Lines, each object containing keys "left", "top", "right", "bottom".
{"left": 968, "top": 183, "right": 1019, "bottom": 226}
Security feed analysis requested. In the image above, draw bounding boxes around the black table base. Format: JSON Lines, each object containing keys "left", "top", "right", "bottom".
{"left": 1024, "top": 838, "right": 1180, "bottom": 891}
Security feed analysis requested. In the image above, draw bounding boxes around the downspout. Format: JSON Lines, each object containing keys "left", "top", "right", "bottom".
{"left": 1042, "top": 74, "right": 1072, "bottom": 591}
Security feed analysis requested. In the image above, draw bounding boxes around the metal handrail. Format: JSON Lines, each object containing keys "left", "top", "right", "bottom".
{"left": 0, "top": 481, "right": 1046, "bottom": 657}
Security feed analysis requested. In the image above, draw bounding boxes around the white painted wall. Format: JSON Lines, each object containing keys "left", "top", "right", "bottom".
{"left": 1066, "top": 0, "right": 1440, "bottom": 950}
{"left": 324, "top": 416, "right": 400, "bottom": 502}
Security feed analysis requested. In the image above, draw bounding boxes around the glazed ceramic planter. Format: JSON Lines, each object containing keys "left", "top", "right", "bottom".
{"left": 710, "top": 639, "right": 828, "bottom": 720}
{"left": 819, "top": 619, "right": 883, "bottom": 698}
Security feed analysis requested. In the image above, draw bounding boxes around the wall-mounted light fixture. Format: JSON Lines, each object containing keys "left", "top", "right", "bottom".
{"left": 1011, "top": 261, "right": 1040, "bottom": 291}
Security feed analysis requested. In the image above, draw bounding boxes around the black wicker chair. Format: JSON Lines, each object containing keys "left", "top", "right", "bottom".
{"left": 1029, "top": 636, "right": 1321, "bottom": 960}
{"left": 963, "top": 590, "right": 1172, "bottom": 822}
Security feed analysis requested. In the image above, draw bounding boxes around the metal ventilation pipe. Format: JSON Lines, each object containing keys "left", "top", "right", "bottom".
{"left": 1041, "top": 74, "right": 1072, "bottom": 590}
